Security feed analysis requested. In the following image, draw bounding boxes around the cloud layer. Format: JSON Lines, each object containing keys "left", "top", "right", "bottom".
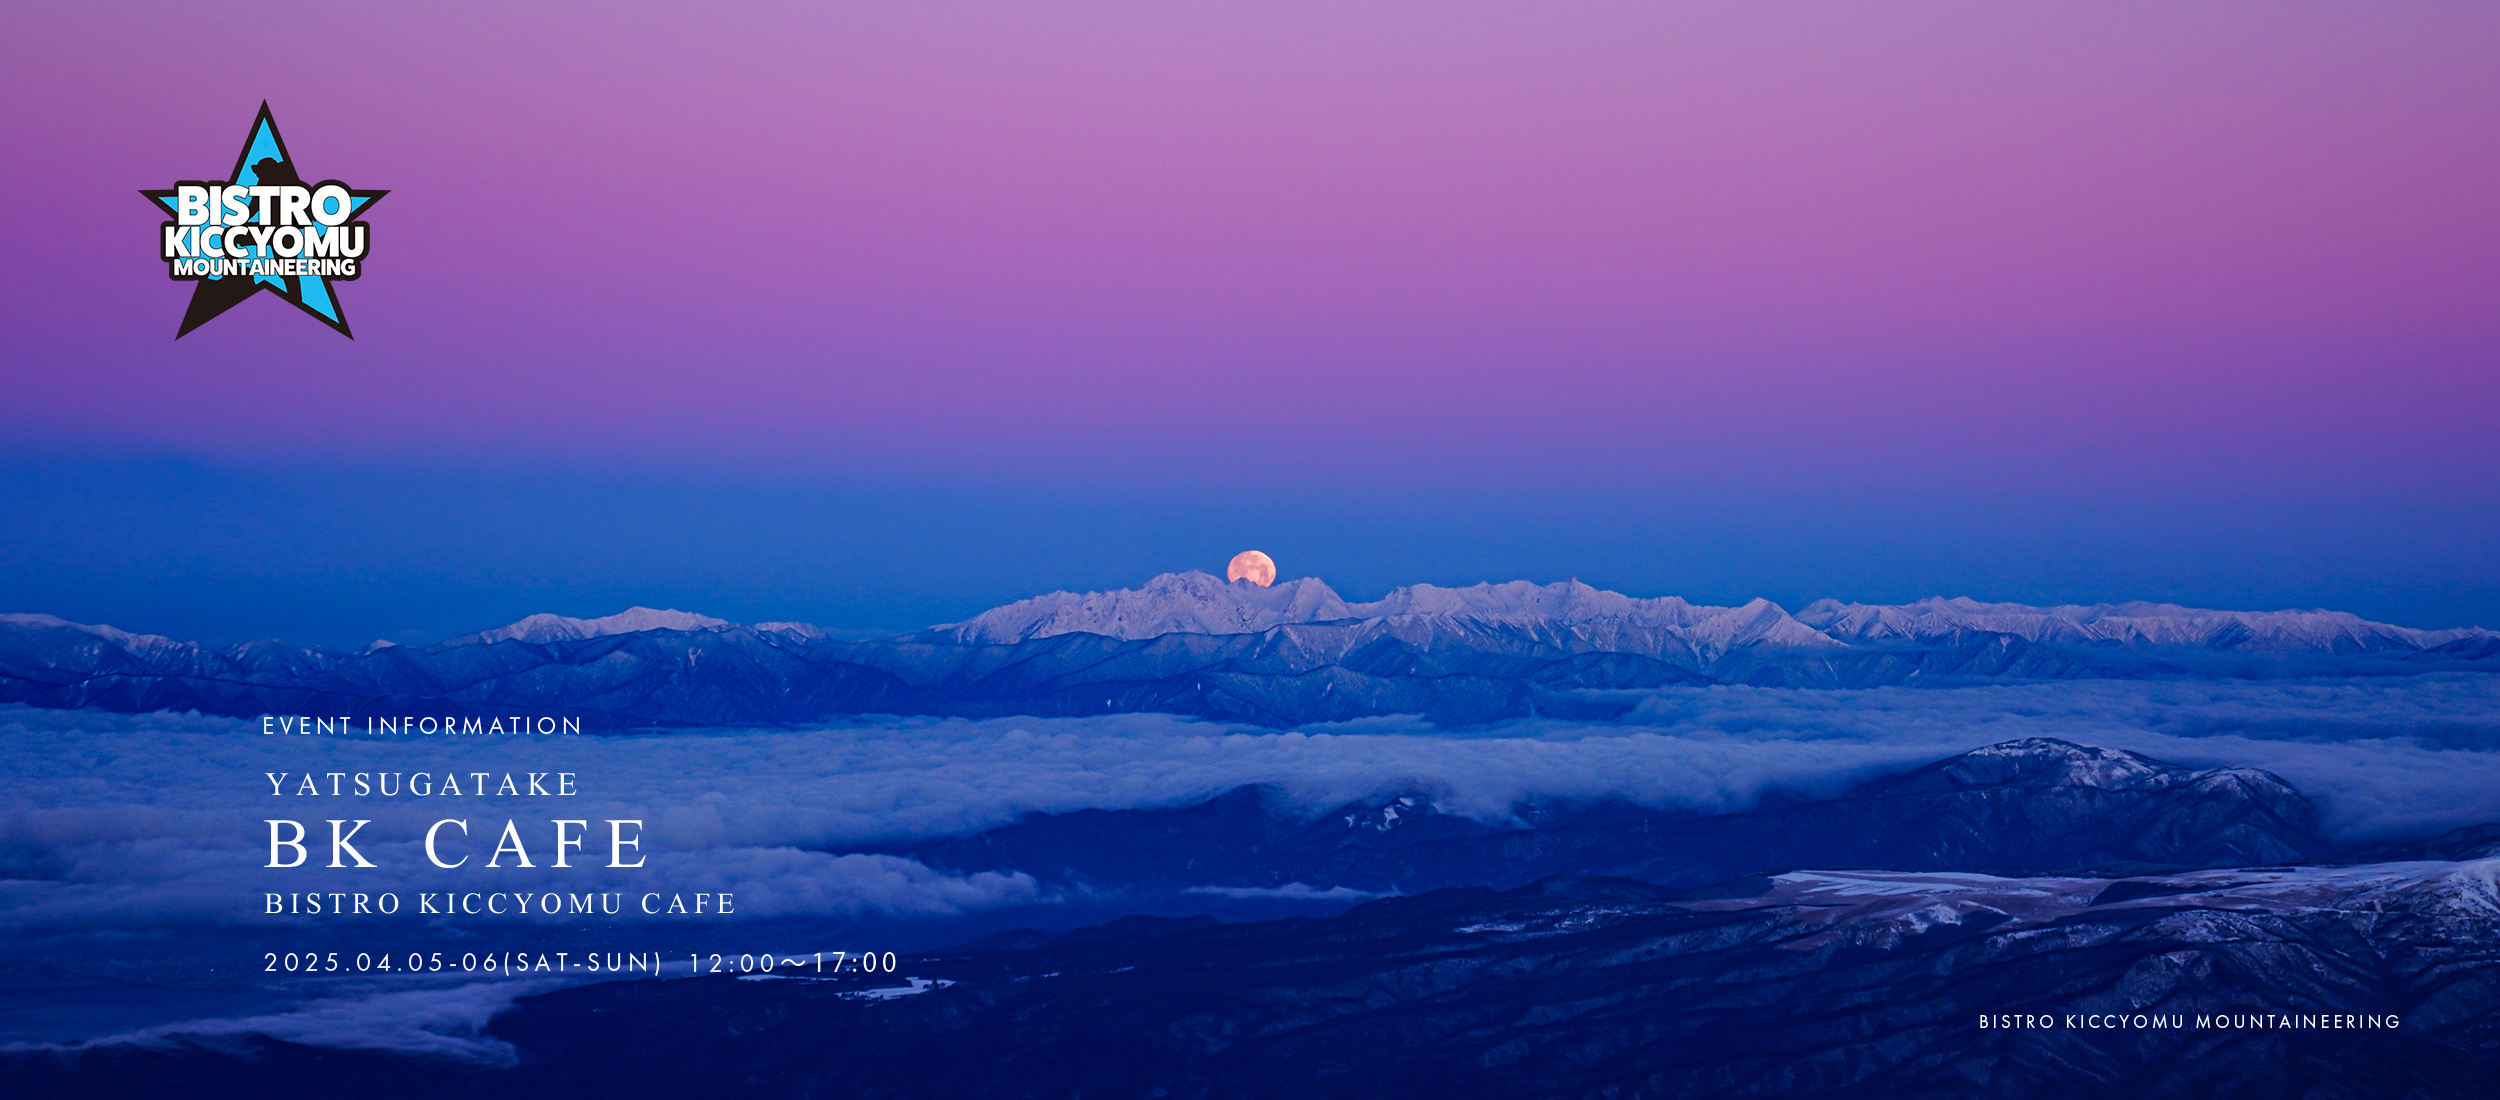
{"left": 4, "top": 674, "right": 2496, "bottom": 935}
{"left": 3, "top": 677, "right": 2498, "bottom": 1049}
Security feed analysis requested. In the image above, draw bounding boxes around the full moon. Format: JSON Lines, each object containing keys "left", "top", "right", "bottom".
{"left": 1227, "top": 550, "right": 1277, "bottom": 587}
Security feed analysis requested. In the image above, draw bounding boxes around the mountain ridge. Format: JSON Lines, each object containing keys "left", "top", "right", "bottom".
{"left": 17, "top": 856, "right": 2497, "bottom": 1098}
{"left": 3, "top": 576, "right": 2494, "bottom": 728}
{"left": 881, "top": 737, "right": 2337, "bottom": 898}
{"left": 933, "top": 572, "right": 2493, "bottom": 652}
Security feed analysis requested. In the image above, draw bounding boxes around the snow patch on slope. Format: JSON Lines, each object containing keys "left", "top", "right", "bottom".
{"left": 1795, "top": 596, "right": 2486, "bottom": 653}
{"left": 0, "top": 613, "right": 193, "bottom": 658}
{"left": 935, "top": 572, "right": 1355, "bottom": 644}
{"left": 449, "top": 607, "right": 731, "bottom": 646}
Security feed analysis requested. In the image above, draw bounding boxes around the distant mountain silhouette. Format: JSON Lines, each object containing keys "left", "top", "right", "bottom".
{"left": 4, "top": 577, "right": 2494, "bottom": 728}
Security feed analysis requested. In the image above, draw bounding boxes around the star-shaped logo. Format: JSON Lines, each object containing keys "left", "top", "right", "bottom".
{"left": 142, "top": 103, "right": 387, "bottom": 339}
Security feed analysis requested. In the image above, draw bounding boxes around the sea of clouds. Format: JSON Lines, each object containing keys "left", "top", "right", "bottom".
{"left": 5, "top": 674, "right": 2498, "bottom": 937}
{"left": 5, "top": 674, "right": 2499, "bottom": 1054}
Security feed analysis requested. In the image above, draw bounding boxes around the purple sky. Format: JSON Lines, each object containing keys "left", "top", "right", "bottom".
{"left": 3, "top": 3, "right": 2496, "bottom": 640}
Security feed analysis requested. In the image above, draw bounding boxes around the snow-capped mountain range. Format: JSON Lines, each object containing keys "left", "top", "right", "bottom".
{"left": 926, "top": 571, "right": 2485, "bottom": 655}
{"left": 1795, "top": 594, "right": 2485, "bottom": 653}
{"left": 933, "top": 572, "right": 1842, "bottom": 658}
{"left": 2, "top": 574, "right": 2493, "bottom": 728}
{"left": 446, "top": 606, "right": 733, "bottom": 646}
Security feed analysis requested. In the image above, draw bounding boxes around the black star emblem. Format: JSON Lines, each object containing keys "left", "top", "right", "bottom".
{"left": 142, "top": 103, "right": 387, "bottom": 338}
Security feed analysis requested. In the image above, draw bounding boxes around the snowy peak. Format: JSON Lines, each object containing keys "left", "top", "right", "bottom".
{"left": 1, "top": 612, "right": 155, "bottom": 646}
{"left": 1877, "top": 738, "right": 2178, "bottom": 793}
{"left": 751, "top": 621, "right": 828, "bottom": 639}
{"left": 1355, "top": 579, "right": 1639, "bottom": 620}
{"left": 0, "top": 612, "right": 194, "bottom": 658}
{"left": 932, "top": 573, "right": 1839, "bottom": 655}
{"left": 449, "top": 607, "right": 732, "bottom": 646}
{"left": 1353, "top": 583, "right": 1838, "bottom": 657}
{"left": 4, "top": 581, "right": 2489, "bottom": 734}
{"left": 1858, "top": 738, "right": 2297, "bottom": 800}
{"left": 1796, "top": 595, "right": 2485, "bottom": 653}
{"left": 935, "top": 572, "right": 1355, "bottom": 644}
{"left": 1355, "top": 582, "right": 1823, "bottom": 636}
{"left": 949, "top": 576, "right": 2491, "bottom": 657}
{"left": 932, "top": 573, "right": 2492, "bottom": 660}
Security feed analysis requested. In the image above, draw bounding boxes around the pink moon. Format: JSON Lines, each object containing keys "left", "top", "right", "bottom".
{"left": 1227, "top": 550, "right": 1277, "bottom": 587}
